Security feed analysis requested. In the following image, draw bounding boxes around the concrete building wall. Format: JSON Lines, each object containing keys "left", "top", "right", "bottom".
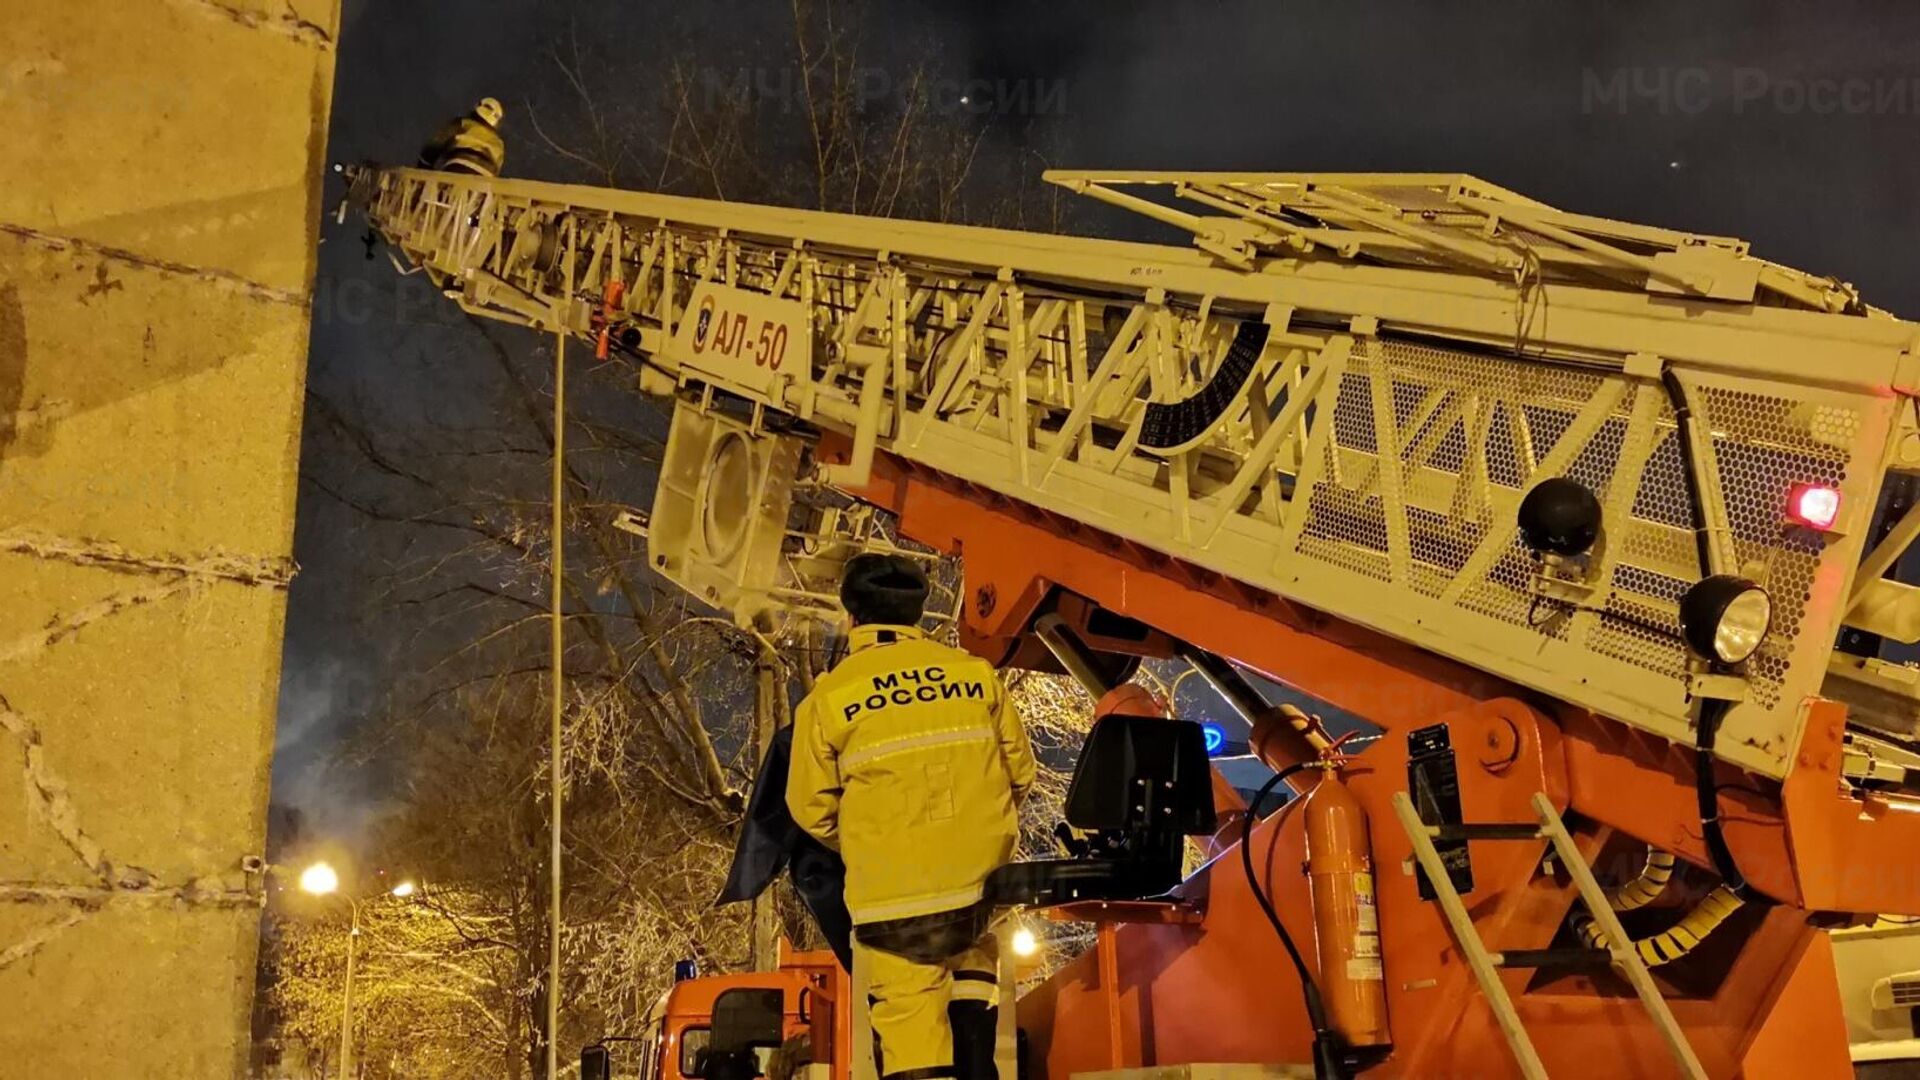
{"left": 0, "top": 2, "right": 338, "bottom": 1075}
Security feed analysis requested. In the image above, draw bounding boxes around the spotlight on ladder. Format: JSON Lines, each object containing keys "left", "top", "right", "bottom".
{"left": 1517, "top": 477, "right": 1602, "bottom": 557}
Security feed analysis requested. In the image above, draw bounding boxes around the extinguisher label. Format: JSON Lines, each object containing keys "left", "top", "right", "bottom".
{"left": 1347, "top": 957, "right": 1385, "bottom": 981}
{"left": 1356, "top": 904, "right": 1378, "bottom": 932}
{"left": 1353, "top": 932, "right": 1381, "bottom": 959}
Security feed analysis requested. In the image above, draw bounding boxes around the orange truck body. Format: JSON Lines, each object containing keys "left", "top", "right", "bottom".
{"left": 628, "top": 947, "right": 849, "bottom": 1080}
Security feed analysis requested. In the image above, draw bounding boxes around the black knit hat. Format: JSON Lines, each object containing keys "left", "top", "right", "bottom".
{"left": 840, "top": 553, "right": 929, "bottom": 626}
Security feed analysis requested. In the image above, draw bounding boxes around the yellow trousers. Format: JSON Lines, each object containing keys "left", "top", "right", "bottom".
{"left": 856, "top": 935, "right": 998, "bottom": 1078}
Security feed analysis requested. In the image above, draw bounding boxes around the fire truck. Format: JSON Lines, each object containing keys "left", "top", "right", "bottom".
{"left": 347, "top": 134, "right": 1920, "bottom": 1077}
{"left": 575, "top": 945, "right": 850, "bottom": 1080}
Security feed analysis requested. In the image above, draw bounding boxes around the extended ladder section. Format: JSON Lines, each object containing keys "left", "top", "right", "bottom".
{"left": 345, "top": 165, "right": 1920, "bottom": 779}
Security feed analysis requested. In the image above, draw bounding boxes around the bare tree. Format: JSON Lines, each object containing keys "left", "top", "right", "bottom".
{"left": 519, "top": 0, "right": 1068, "bottom": 228}
{"left": 270, "top": 1, "right": 1086, "bottom": 1073}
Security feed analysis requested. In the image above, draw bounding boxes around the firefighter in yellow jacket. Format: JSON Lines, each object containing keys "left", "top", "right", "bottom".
{"left": 788, "top": 554, "right": 1037, "bottom": 1080}
{"left": 418, "top": 97, "right": 507, "bottom": 177}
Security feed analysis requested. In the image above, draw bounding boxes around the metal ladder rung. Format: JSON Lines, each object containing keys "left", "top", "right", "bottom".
{"left": 1390, "top": 792, "right": 1548, "bottom": 1080}
{"left": 1490, "top": 947, "right": 1611, "bottom": 970}
{"left": 1528, "top": 792, "right": 1707, "bottom": 1080}
{"left": 1428, "top": 822, "right": 1545, "bottom": 842}
{"left": 1389, "top": 791, "right": 1709, "bottom": 1080}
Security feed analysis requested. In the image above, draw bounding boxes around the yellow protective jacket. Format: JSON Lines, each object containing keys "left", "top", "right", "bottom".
{"left": 787, "top": 624, "right": 1037, "bottom": 925}
{"left": 420, "top": 116, "right": 505, "bottom": 174}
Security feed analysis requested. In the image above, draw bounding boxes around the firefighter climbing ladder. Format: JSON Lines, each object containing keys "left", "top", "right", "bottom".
{"left": 1391, "top": 793, "right": 1707, "bottom": 1080}
{"left": 344, "top": 163, "right": 1919, "bottom": 786}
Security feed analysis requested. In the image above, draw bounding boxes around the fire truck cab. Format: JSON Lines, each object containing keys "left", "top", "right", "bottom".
{"left": 584, "top": 947, "right": 850, "bottom": 1080}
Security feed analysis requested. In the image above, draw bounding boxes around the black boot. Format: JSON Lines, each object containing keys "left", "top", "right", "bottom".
{"left": 949, "top": 1001, "right": 997, "bottom": 1080}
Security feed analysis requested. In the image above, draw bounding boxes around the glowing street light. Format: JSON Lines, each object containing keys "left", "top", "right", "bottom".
{"left": 287, "top": 863, "right": 420, "bottom": 1079}
{"left": 299, "top": 862, "right": 340, "bottom": 896}
{"left": 280, "top": 862, "right": 424, "bottom": 1079}
{"left": 1010, "top": 925, "right": 1039, "bottom": 958}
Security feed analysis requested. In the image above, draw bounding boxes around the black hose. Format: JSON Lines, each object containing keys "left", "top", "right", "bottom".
{"left": 1693, "top": 698, "right": 1758, "bottom": 902}
{"left": 1659, "top": 368, "right": 1715, "bottom": 577}
{"left": 1658, "top": 369, "right": 1763, "bottom": 905}
{"left": 1241, "top": 763, "right": 1348, "bottom": 1080}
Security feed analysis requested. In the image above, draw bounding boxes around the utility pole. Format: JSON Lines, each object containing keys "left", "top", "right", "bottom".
{"left": 338, "top": 901, "right": 359, "bottom": 1080}
{"left": 547, "top": 318, "right": 569, "bottom": 1079}
{"left": 750, "top": 640, "right": 782, "bottom": 970}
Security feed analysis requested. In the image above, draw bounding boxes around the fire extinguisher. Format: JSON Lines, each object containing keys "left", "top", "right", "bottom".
{"left": 1303, "top": 762, "right": 1391, "bottom": 1048}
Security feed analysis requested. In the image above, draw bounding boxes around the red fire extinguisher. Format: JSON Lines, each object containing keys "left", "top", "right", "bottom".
{"left": 1303, "top": 762, "right": 1391, "bottom": 1048}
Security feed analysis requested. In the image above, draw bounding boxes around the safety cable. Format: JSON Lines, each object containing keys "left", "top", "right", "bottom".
{"left": 1240, "top": 763, "right": 1348, "bottom": 1080}
{"left": 1657, "top": 369, "right": 1761, "bottom": 904}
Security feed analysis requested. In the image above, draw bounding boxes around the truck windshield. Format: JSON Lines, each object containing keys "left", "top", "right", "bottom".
{"left": 678, "top": 1026, "right": 710, "bottom": 1078}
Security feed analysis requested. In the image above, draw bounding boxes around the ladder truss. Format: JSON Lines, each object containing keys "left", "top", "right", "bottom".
{"left": 345, "top": 164, "right": 1920, "bottom": 779}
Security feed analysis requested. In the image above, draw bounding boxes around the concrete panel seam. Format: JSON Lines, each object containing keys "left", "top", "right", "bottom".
{"left": 0, "top": 399, "right": 72, "bottom": 444}
{"left": 1, "top": 529, "right": 298, "bottom": 589}
{"left": 0, "top": 908, "right": 90, "bottom": 974}
{"left": 0, "top": 578, "right": 196, "bottom": 666}
{"left": 0, "top": 690, "right": 268, "bottom": 911}
{"left": 0, "top": 222, "right": 309, "bottom": 308}
{"left": 0, "top": 539, "right": 290, "bottom": 894}
{"left": 0, "top": 694, "right": 111, "bottom": 878}
{"left": 166, "top": 0, "right": 335, "bottom": 50}
{"left": 0, "top": 883, "right": 260, "bottom": 908}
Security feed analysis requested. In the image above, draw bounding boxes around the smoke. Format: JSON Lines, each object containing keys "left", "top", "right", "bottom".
{"left": 270, "top": 651, "right": 389, "bottom": 853}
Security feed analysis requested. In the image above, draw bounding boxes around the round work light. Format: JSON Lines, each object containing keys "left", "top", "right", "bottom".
{"left": 1518, "top": 477, "right": 1602, "bottom": 557}
{"left": 1678, "top": 575, "right": 1772, "bottom": 665}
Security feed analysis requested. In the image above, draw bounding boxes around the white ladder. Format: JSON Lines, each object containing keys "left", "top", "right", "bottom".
{"left": 1389, "top": 791, "right": 1707, "bottom": 1080}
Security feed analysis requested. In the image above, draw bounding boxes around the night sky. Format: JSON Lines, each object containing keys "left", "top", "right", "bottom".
{"left": 278, "top": 0, "right": 1920, "bottom": 839}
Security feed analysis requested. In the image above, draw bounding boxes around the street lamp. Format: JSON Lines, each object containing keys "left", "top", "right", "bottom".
{"left": 297, "top": 862, "right": 418, "bottom": 1080}
{"left": 299, "top": 862, "right": 339, "bottom": 897}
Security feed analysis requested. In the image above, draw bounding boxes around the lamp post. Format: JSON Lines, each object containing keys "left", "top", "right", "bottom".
{"left": 299, "top": 863, "right": 416, "bottom": 1080}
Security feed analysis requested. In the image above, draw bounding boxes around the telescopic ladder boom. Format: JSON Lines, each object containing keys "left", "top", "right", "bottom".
{"left": 345, "top": 164, "right": 1920, "bottom": 781}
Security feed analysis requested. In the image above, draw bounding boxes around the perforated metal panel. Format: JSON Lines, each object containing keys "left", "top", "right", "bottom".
{"left": 1704, "top": 388, "right": 1858, "bottom": 711}
{"left": 1288, "top": 338, "right": 1881, "bottom": 764}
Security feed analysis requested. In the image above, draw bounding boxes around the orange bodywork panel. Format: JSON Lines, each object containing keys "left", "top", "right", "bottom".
{"left": 650, "top": 947, "right": 849, "bottom": 1080}
{"left": 836, "top": 447, "right": 1893, "bottom": 1078}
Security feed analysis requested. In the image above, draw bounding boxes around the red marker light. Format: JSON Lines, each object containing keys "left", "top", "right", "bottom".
{"left": 1788, "top": 484, "right": 1841, "bottom": 530}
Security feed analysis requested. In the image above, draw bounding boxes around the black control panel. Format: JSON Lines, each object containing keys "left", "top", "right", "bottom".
{"left": 1408, "top": 723, "right": 1474, "bottom": 899}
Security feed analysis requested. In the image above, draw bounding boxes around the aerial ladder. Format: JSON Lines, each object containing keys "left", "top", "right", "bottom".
{"left": 345, "top": 143, "right": 1920, "bottom": 1078}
